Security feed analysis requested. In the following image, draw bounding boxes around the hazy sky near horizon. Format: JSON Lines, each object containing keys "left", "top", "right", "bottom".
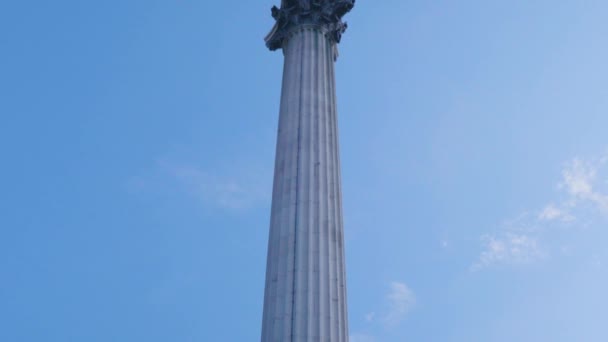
{"left": 2, "top": 1, "right": 608, "bottom": 341}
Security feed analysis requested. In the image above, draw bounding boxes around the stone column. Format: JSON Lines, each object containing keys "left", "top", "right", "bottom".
{"left": 261, "top": 1, "right": 355, "bottom": 342}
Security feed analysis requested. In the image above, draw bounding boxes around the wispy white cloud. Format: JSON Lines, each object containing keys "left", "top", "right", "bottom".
{"left": 561, "top": 158, "right": 596, "bottom": 198}
{"left": 500, "top": 212, "right": 539, "bottom": 233}
{"left": 559, "top": 157, "right": 608, "bottom": 213}
{"left": 473, "top": 150, "right": 608, "bottom": 270}
{"left": 538, "top": 204, "right": 574, "bottom": 222}
{"left": 362, "top": 281, "right": 415, "bottom": 332}
{"left": 382, "top": 282, "right": 416, "bottom": 327}
{"left": 472, "top": 233, "right": 545, "bottom": 271}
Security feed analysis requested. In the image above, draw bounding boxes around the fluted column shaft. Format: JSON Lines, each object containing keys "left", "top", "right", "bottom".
{"left": 261, "top": 26, "right": 348, "bottom": 342}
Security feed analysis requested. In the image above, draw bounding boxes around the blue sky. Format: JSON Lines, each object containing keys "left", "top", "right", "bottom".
{"left": 1, "top": 1, "right": 608, "bottom": 341}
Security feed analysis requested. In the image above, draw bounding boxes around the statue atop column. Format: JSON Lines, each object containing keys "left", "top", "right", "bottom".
{"left": 265, "top": 0, "right": 356, "bottom": 50}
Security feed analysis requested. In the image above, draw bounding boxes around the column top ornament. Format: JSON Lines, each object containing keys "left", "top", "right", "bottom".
{"left": 265, "top": 0, "right": 355, "bottom": 51}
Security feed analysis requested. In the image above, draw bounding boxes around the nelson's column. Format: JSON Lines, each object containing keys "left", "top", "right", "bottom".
{"left": 261, "top": 1, "right": 355, "bottom": 341}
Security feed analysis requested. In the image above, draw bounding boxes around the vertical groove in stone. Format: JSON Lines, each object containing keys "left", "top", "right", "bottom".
{"left": 324, "top": 33, "right": 332, "bottom": 341}
{"left": 323, "top": 38, "right": 331, "bottom": 341}
{"left": 318, "top": 30, "right": 328, "bottom": 342}
{"left": 329, "top": 38, "right": 344, "bottom": 342}
{"left": 326, "top": 35, "right": 335, "bottom": 342}
{"left": 285, "top": 31, "right": 304, "bottom": 341}
{"left": 308, "top": 28, "right": 319, "bottom": 340}
{"left": 291, "top": 28, "right": 307, "bottom": 341}
{"left": 291, "top": 29, "right": 303, "bottom": 339}
{"left": 324, "top": 34, "right": 334, "bottom": 342}
{"left": 334, "top": 37, "right": 348, "bottom": 339}
{"left": 307, "top": 28, "right": 316, "bottom": 338}
{"left": 330, "top": 36, "right": 348, "bottom": 341}
{"left": 316, "top": 31, "right": 324, "bottom": 342}
{"left": 337, "top": 63, "right": 349, "bottom": 342}
{"left": 329, "top": 35, "right": 339, "bottom": 342}
{"left": 300, "top": 27, "right": 309, "bottom": 338}
{"left": 328, "top": 37, "right": 338, "bottom": 341}
{"left": 262, "top": 26, "right": 348, "bottom": 342}
{"left": 296, "top": 28, "right": 311, "bottom": 339}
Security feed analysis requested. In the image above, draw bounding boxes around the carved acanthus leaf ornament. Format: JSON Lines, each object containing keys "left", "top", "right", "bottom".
{"left": 265, "top": 0, "right": 355, "bottom": 51}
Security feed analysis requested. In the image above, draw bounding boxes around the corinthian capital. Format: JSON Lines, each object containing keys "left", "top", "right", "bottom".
{"left": 265, "top": 0, "right": 356, "bottom": 51}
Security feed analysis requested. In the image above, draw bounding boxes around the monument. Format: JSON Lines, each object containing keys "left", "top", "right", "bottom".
{"left": 261, "top": 1, "right": 355, "bottom": 341}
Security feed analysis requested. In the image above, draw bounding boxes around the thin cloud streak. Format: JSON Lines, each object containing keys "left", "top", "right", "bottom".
{"left": 472, "top": 233, "right": 546, "bottom": 271}
{"left": 361, "top": 281, "right": 416, "bottom": 334}
{"left": 382, "top": 282, "right": 416, "bottom": 327}
{"left": 473, "top": 150, "right": 608, "bottom": 270}
{"left": 559, "top": 157, "right": 608, "bottom": 213}
{"left": 538, "top": 204, "right": 574, "bottom": 222}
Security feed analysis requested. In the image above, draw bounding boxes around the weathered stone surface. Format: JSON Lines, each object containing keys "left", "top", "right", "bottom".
{"left": 261, "top": 25, "right": 349, "bottom": 342}
{"left": 265, "top": 0, "right": 355, "bottom": 51}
